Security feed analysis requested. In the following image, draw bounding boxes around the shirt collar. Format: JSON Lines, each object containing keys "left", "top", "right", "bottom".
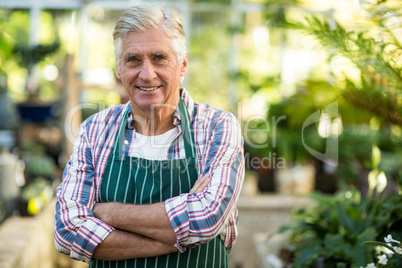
{"left": 126, "top": 88, "right": 195, "bottom": 129}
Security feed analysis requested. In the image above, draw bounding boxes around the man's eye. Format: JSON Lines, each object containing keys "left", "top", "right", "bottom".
{"left": 128, "top": 57, "right": 138, "bottom": 62}
{"left": 155, "top": 55, "right": 166, "bottom": 61}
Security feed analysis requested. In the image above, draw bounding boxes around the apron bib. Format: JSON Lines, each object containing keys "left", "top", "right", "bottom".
{"left": 90, "top": 99, "right": 229, "bottom": 268}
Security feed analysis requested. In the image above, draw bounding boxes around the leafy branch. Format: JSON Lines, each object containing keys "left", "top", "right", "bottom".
{"left": 291, "top": 3, "right": 402, "bottom": 126}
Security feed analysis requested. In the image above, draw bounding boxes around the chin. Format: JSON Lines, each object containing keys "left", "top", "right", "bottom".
{"left": 132, "top": 99, "right": 165, "bottom": 111}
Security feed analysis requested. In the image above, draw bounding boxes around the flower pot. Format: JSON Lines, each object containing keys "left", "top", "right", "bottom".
{"left": 274, "top": 164, "right": 316, "bottom": 195}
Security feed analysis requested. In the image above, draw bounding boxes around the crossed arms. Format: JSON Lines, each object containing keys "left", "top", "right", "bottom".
{"left": 54, "top": 108, "right": 244, "bottom": 263}
{"left": 91, "top": 175, "right": 210, "bottom": 260}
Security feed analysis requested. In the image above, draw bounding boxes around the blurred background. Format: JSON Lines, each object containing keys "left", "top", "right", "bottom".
{"left": 0, "top": 0, "right": 401, "bottom": 267}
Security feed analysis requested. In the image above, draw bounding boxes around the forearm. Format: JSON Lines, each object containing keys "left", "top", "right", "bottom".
{"left": 93, "top": 229, "right": 178, "bottom": 260}
{"left": 92, "top": 174, "right": 212, "bottom": 251}
{"left": 54, "top": 124, "right": 114, "bottom": 263}
{"left": 93, "top": 202, "right": 177, "bottom": 246}
{"left": 165, "top": 156, "right": 244, "bottom": 248}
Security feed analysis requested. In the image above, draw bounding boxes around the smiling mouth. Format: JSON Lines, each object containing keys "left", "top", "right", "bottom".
{"left": 136, "top": 86, "right": 161, "bottom": 92}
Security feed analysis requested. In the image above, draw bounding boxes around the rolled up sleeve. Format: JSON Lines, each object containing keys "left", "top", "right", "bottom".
{"left": 165, "top": 114, "right": 245, "bottom": 251}
{"left": 54, "top": 124, "right": 114, "bottom": 263}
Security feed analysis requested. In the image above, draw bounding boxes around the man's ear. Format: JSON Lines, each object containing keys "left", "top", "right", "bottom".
{"left": 180, "top": 54, "right": 188, "bottom": 76}
{"left": 116, "top": 62, "right": 121, "bottom": 80}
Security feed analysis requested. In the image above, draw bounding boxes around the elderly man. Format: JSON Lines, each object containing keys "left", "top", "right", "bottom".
{"left": 55, "top": 5, "right": 244, "bottom": 267}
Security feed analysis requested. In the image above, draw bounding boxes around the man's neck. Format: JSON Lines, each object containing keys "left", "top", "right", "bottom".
{"left": 130, "top": 106, "right": 176, "bottom": 136}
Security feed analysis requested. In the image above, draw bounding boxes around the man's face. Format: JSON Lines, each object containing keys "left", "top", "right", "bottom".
{"left": 116, "top": 26, "right": 188, "bottom": 114}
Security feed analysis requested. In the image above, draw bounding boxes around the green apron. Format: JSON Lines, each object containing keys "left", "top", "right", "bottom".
{"left": 90, "top": 98, "right": 229, "bottom": 268}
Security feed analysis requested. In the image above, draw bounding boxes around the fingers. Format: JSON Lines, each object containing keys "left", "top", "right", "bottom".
{"left": 190, "top": 174, "right": 208, "bottom": 193}
{"left": 198, "top": 174, "right": 211, "bottom": 192}
{"left": 189, "top": 173, "right": 211, "bottom": 195}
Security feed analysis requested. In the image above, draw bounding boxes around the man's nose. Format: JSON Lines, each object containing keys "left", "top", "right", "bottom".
{"left": 139, "top": 60, "right": 157, "bottom": 81}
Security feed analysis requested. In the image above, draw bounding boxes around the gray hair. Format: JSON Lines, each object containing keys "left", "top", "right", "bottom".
{"left": 113, "top": 5, "right": 187, "bottom": 71}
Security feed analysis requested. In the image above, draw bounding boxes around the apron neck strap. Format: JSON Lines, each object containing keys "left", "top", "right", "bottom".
{"left": 112, "top": 98, "right": 196, "bottom": 159}
{"left": 178, "top": 98, "right": 196, "bottom": 159}
{"left": 113, "top": 105, "right": 130, "bottom": 155}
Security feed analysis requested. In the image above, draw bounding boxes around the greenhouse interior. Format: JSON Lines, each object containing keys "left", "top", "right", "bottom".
{"left": 0, "top": 0, "right": 401, "bottom": 267}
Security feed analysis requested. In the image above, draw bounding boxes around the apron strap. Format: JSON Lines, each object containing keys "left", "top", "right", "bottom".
{"left": 113, "top": 104, "right": 131, "bottom": 156}
{"left": 178, "top": 98, "right": 196, "bottom": 159}
{"left": 112, "top": 98, "right": 196, "bottom": 159}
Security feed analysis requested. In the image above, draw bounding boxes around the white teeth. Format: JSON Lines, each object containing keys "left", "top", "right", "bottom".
{"left": 138, "top": 86, "right": 159, "bottom": 91}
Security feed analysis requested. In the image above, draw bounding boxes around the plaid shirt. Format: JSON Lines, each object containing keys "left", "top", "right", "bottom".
{"left": 54, "top": 89, "right": 245, "bottom": 263}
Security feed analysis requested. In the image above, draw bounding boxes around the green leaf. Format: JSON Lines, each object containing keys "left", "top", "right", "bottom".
{"left": 362, "top": 241, "right": 396, "bottom": 253}
{"left": 350, "top": 228, "right": 378, "bottom": 266}
{"left": 324, "top": 233, "right": 352, "bottom": 256}
{"left": 293, "top": 244, "right": 324, "bottom": 268}
{"left": 336, "top": 263, "right": 347, "bottom": 268}
{"left": 336, "top": 203, "right": 356, "bottom": 232}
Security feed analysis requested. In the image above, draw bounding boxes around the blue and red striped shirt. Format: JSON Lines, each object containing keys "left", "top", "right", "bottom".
{"left": 54, "top": 89, "right": 245, "bottom": 263}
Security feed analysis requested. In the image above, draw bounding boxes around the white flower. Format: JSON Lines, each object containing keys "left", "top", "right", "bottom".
{"left": 384, "top": 234, "right": 400, "bottom": 244}
{"left": 393, "top": 246, "right": 402, "bottom": 255}
{"left": 366, "top": 263, "right": 376, "bottom": 268}
{"left": 378, "top": 254, "right": 388, "bottom": 265}
{"left": 376, "top": 245, "right": 393, "bottom": 255}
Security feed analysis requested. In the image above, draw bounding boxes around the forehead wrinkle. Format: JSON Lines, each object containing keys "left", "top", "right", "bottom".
{"left": 120, "top": 28, "right": 174, "bottom": 58}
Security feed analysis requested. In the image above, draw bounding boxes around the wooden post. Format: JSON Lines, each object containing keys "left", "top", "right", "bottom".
{"left": 62, "top": 54, "right": 81, "bottom": 160}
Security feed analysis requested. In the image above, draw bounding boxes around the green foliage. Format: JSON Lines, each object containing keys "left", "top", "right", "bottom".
{"left": 335, "top": 126, "right": 375, "bottom": 185}
{"left": 0, "top": 9, "right": 63, "bottom": 101}
{"left": 253, "top": 0, "right": 402, "bottom": 188}
{"left": 269, "top": 2, "right": 402, "bottom": 265}
{"left": 362, "top": 241, "right": 400, "bottom": 256}
{"left": 14, "top": 42, "right": 60, "bottom": 69}
{"left": 279, "top": 191, "right": 402, "bottom": 267}
{"left": 20, "top": 177, "right": 53, "bottom": 215}
{"left": 263, "top": 0, "right": 303, "bottom": 28}
{"left": 0, "top": 10, "right": 14, "bottom": 75}
{"left": 267, "top": 96, "right": 325, "bottom": 164}
{"left": 24, "top": 155, "right": 55, "bottom": 179}
{"left": 243, "top": 86, "right": 327, "bottom": 163}
{"left": 5, "top": 10, "right": 30, "bottom": 45}
{"left": 192, "top": 0, "right": 230, "bottom": 3}
{"left": 188, "top": 17, "right": 232, "bottom": 110}
{"left": 21, "top": 142, "right": 55, "bottom": 179}
{"left": 21, "top": 177, "right": 49, "bottom": 201}
{"left": 292, "top": 1, "right": 402, "bottom": 126}
{"left": 10, "top": 9, "right": 60, "bottom": 69}
{"left": 362, "top": 237, "right": 402, "bottom": 267}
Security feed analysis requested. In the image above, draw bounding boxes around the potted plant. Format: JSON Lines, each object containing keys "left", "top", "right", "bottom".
{"left": 273, "top": 189, "right": 402, "bottom": 267}
{"left": 267, "top": 98, "right": 325, "bottom": 195}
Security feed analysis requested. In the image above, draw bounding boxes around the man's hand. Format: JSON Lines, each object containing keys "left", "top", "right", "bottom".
{"left": 93, "top": 229, "right": 178, "bottom": 260}
{"left": 92, "top": 202, "right": 119, "bottom": 227}
{"left": 189, "top": 173, "right": 210, "bottom": 194}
